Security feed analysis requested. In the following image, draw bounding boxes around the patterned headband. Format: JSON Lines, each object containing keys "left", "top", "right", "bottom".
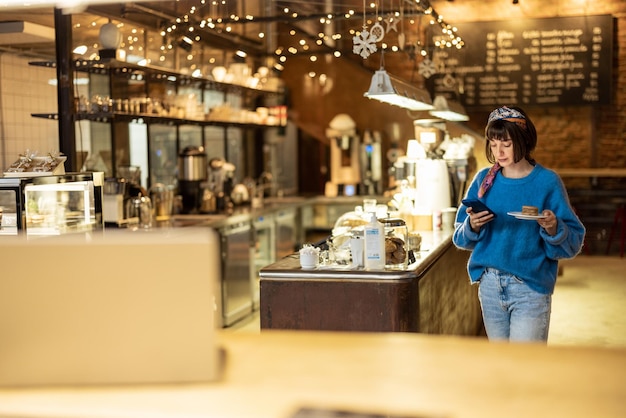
{"left": 488, "top": 106, "right": 527, "bottom": 129}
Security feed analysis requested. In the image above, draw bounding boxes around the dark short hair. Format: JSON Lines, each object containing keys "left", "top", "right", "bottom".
{"left": 484, "top": 106, "right": 537, "bottom": 164}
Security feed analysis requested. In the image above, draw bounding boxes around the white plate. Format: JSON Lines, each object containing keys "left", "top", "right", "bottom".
{"left": 507, "top": 211, "right": 547, "bottom": 220}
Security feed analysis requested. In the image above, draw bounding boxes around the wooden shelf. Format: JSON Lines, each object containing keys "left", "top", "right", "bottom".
{"left": 29, "top": 59, "right": 283, "bottom": 96}
{"left": 31, "top": 111, "right": 285, "bottom": 128}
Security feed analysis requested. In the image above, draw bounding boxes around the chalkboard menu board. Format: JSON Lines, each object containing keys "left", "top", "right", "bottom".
{"left": 427, "top": 15, "right": 614, "bottom": 109}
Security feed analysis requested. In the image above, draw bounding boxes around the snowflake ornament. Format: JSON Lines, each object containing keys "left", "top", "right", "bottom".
{"left": 353, "top": 29, "right": 378, "bottom": 59}
{"left": 418, "top": 57, "right": 437, "bottom": 79}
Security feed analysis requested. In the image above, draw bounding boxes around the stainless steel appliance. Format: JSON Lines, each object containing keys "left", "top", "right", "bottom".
{"left": 177, "top": 146, "right": 207, "bottom": 214}
{"left": 102, "top": 178, "right": 126, "bottom": 225}
{"left": 446, "top": 158, "right": 469, "bottom": 207}
{"left": 252, "top": 213, "right": 275, "bottom": 310}
{"left": 275, "top": 208, "right": 297, "bottom": 259}
{"left": 206, "top": 157, "right": 235, "bottom": 213}
{"left": 220, "top": 221, "right": 254, "bottom": 327}
{"left": 359, "top": 130, "right": 383, "bottom": 196}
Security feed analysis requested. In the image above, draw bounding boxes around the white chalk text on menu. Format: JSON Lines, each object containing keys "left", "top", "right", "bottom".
{"left": 427, "top": 15, "right": 613, "bottom": 108}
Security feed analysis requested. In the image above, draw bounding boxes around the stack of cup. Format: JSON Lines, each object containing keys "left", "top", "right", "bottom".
{"left": 299, "top": 245, "right": 320, "bottom": 270}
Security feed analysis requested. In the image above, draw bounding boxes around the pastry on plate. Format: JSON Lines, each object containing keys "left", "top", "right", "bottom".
{"left": 521, "top": 205, "right": 539, "bottom": 216}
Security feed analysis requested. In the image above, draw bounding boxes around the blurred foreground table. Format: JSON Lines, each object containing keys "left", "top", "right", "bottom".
{"left": 0, "top": 330, "right": 624, "bottom": 418}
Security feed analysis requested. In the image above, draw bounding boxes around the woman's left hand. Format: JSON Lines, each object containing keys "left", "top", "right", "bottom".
{"left": 538, "top": 209, "right": 558, "bottom": 236}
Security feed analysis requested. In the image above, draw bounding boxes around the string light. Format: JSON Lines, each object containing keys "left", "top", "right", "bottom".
{"left": 72, "top": 0, "right": 463, "bottom": 73}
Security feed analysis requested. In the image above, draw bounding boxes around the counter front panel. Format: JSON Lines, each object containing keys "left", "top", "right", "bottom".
{"left": 260, "top": 231, "right": 482, "bottom": 335}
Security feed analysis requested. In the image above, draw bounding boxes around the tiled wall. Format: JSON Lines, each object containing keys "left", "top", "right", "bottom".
{"left": 0, "top": 53, "right": 59, "bottom": 171}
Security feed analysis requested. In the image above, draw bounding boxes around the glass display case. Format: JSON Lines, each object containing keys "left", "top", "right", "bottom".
{"left": 0, "top": 178, "right": 28, "bottom": 235}
{"left": 0, "top": 173, "right": 103, "bottom": 236}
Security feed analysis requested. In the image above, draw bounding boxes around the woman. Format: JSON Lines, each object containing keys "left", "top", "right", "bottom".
{"left": 453, "top": 106, "right": 585, "bottom": 343}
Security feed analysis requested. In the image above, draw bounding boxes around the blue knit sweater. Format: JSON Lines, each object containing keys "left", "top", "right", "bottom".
{"left": 452, "top": 163, "right": 586, "bottom": 294}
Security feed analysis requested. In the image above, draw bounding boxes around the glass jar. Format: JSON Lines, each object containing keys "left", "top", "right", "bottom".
{"left": 380, "top": 217, "right": 409, "bottom": 270}
{"left": 125, "top": 195, "right": 153, "bottom": 229}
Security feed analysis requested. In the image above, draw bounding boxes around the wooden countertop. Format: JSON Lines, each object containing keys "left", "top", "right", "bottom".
{"left": 260, "top": 230, "right": 452, "bottom": 281}
{"left": 165, "top": 195, "right": 368, "bottom": 229}
{"left": 0, "top": 331, "right": 624, "bottom": 418}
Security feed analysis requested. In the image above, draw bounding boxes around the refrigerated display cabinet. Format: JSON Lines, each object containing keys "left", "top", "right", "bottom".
{"left": 0, "top": 172, "right": 103, "bottom": 236}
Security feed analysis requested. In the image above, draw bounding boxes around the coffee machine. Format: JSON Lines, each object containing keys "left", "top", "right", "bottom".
{"left": 103, "top": 166, "right": 147, "bottom": 226}
{"left": 177, "top": 146, "right": 207, "bottom": 214}
{"left": 325, "top": 113, "right": 361, "bottom": 197}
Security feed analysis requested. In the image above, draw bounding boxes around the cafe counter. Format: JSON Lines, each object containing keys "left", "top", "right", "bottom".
{"left": 259, "top": 230, "right": 484, "bottom": 335}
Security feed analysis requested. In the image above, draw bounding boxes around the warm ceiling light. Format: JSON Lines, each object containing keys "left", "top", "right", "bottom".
{"left": 99, "top": 21, "right": 121, "bottom": 50}
{"left": 73, "top": 45, "right": 88, "bottom": 55}
{"left": 364, "top": 69, "right": 433, "bottom": 111}
{"left": 429, "top": 96, "right": 469, "bottom": 122}
{"left": 178, "top": 36, "right": 193, "bottom": 51}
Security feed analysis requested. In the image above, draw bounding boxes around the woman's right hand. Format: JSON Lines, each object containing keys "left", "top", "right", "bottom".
{"left": 467, "top": 207, "right": 495, "bottom": 232}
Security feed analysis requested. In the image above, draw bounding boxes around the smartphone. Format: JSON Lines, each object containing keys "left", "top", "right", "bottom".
{"left": 461, "top": 199, "right": 497, "bottom": 217}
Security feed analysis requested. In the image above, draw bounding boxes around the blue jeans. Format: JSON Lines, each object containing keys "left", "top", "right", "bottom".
{"left": 478, "top": 268, "right": 552, "bottom": 343}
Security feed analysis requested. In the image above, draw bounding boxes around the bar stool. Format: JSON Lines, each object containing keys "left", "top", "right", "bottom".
{"left": 605, "top": 199, "right": 626, "bottom": 257}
